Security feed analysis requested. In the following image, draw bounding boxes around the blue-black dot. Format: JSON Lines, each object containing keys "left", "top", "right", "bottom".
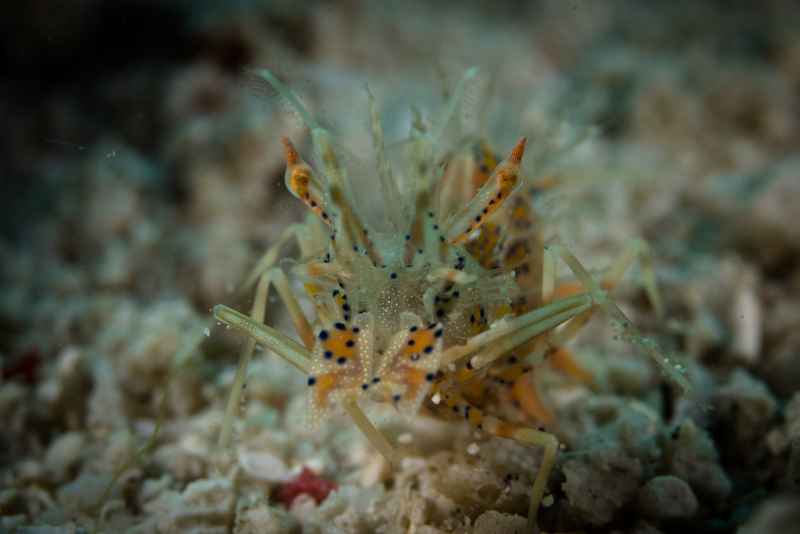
{"left": 346, "top": 339, "right": 355, "bottom": 348}
{"left": 361, "top": 383, "right": 369, "bottom": 390}
{"left": 335, "top": 322, "right": 346, "bottom": 330}
{"left": 436, "top": 309, "right": 445, "bottom": 318}
{"left": 393, "top": 394, "right": 401, "bottom": 402}
{"left": 319, "top": 330, "right": 329, "bottom": 340}
{"left": 337, "top": 357, "right": 347, "bottom": 365}
{"left": 390, "top": 272, "right": 398, "bottom": 279}
{"left": 424, "top": 345, "right": 434, "bottom": 354}
{"left": 408, "top": 339, "right": 415, "bottom": 346}
{"left": 352, "top": 327, "right": 360, "bottom": 333}
{"left": 405, "top": 234, "right": 411, "bottom": 240}
{"left": 410, "top": 325, "right": 418, "bottom": 332}
{"left": 343, "top": 303, "right": 351, "bottom": 312}
{"left": 372, "top": 377, "right": 380, "bottom": 383}
{"left": 324, "top": 350, "right": 333, "bottom": 359}
{"left": 425, "top": 373, "right": 435, "bottom": 382}
{"left": 307, "top": 377, "right": 317, "bottom": 386}
{"left": 434, "top": 329, "right": 443, "bottom": 338}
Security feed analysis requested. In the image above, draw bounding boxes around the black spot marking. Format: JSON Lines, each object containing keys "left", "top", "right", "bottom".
{"left": 405, "top": 234, "right": 411, "bottom": 240}
{"left": 393, "top": 394, "right": 402, "bottom": 402}
{"left": 410, "top": 325, "right": 418, "bottom": 332}
{"left": 324, "top": 351, "right": 333, "bottom": 359}
{"left": 307, "top": 377, "right": 317, "bottom": 386}
{"left": 390, "top": 272, "right": 398, "bottom": 279}
{"left": 337, "top": 357, "right": 347, "bottom": 365}
{"left": 345, "top": 339, "right": 355, "bottom": 348}
{"left": 319, "top": 330, "right": 329, "bottom": 340}
{"left": 423, "top": 345, "right": 433, "bottom": 354}
{"left": 352, "top": 327, "right": 360, "bottom": 333}
{"left": 361, "top": 383, "right": 369, "bottom": 390}
{"left": 334, "top": 322, "right": 346, "bottom": 330}
{"left": 425, "top": 373, "right": 435, "bottom": 382}
{"left": 434, "top": 329, "right": 443, "bottom": 338}
{"left": 436, "top": 309, "right": 445, "bottom": 318}
{"left": 408, "top": 339, "right": 415, "bottom": 346}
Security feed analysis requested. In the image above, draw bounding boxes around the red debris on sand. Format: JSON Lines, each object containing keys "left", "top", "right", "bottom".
{"left": 2, "top": 348, "right": 42, "bottom": 385}
{"left": 275, "top": 467, "right": 337, "bottom": 507}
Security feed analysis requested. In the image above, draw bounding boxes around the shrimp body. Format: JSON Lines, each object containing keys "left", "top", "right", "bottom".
{"left": 214, "top": 69, "right": 682, "bottom": 530}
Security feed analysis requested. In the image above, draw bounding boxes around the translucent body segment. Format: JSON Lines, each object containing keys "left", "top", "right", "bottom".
{"left": 446, "top": 137, "right": 527, "bottom": 245}
{"left": 366, "top": 85, "right": 404, "bottom": 232}
{"left": 343, "top": 399, "right": 398, "bottom": 466}
{"left": 511, "top": 373, "right": 555, "bottom": 426}
{"left": 282, "top": 138, "right": 334, "bottom": 226}
{"left": 217, "top": 273, "right": 271, "bottom": 456}
{"left": 471, "top": 140, "right": 499, "bottom": 190}
{"left": 441, "top": 292, "right": 593, "bottom": 366}
{"left": 502, "top": 195, "right": 544, "bottom": 312}
{"left": 548, "top": 346, "right": 593, "bottom": 384}
{"left": 550, "top": 245, "right": 690, "bottom": 393}
{"left": 240, "top": 223, "right": 303, "bottom": 292}
{"left": 464, "top": 221, "right": 503, "bottom": 269}
{"left": 213, "top": 305, "right": 311, "bottom": 373}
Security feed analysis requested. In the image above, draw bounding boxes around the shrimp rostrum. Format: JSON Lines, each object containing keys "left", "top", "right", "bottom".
{"left": 213, "top": 68, "right": 688, "bottom": 531}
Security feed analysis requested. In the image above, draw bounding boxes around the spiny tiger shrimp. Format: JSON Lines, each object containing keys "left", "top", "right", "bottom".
{"left": 213, "top": 68, "right": 689, "bottom": 531}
